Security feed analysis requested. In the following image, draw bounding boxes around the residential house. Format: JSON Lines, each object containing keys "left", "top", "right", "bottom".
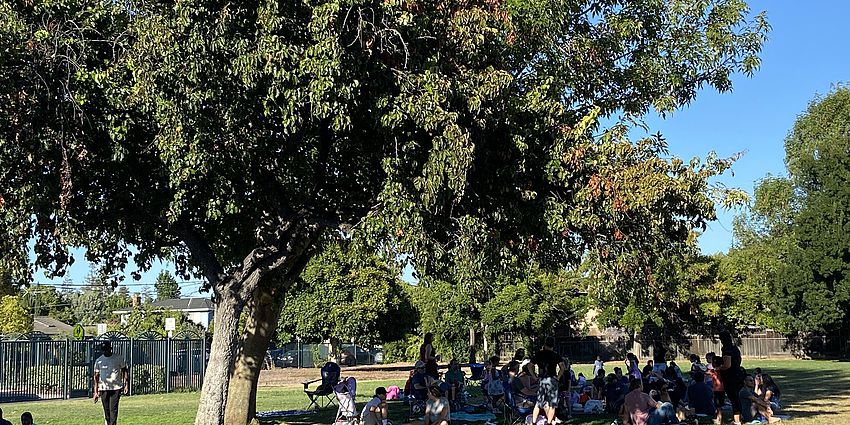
{"left": 113, "top": 298, "right": 215, "bottom": 329}
{"left": 32, "top": 316, "right": 74, "bottom": 337}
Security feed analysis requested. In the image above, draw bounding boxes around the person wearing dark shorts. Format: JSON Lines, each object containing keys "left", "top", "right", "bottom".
{"left": 529, "top": 337, "right": 565, "bottom": 425}
{"left": 717, "top": 331, "right": 744, "bottom": 425}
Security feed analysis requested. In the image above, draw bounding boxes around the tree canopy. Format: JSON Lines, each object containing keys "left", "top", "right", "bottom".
{"left": 276, "top": 240, "right": 416, "bottom": 346}
{"left": 0, "top": 295, "right": 32, "bottom": 334}
{"left": 0, "top": 0, "right": 768, "bottom": 423}
{"left": 731, "top": 86, "right": 850, "bottom": 334}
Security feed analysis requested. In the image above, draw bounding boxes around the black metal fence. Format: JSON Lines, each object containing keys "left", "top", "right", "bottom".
{"left": 0, "top": 332, "right": 206, "bottom": 403}
{"left": 267, "top": 341, "right": 383, "bottom": 368}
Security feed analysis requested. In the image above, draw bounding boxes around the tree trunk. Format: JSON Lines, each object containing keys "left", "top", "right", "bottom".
{"left": 224, "top": 285, "right": 284, "bottom": 425}
{"left": 483, "top": 324, "right": 489, "bottom": 357}
{"left": 195, "top": 291, "right": 245, "bottom": 425}
{"left": 191, "top": 219, "right": 319, "bottom": 425}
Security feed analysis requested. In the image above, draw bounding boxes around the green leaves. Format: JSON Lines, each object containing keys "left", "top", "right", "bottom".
{"left": 730, "top": 86, "right": 850, "bottom": 334}
{"left": 0, "top": 295, "right": 32, "bottom": 334}
{"left": 277, "top": 240, "right": 416, "bottom": 346}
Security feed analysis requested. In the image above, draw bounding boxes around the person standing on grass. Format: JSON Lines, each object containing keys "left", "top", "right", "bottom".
{"left": 93, "top": 340, "right": 129, "bottom": 425}
{"left": 0, "top": 407, "right": 11, "bottom": 425}
{"left": 593, "top": 355, "right": 604, "bottom": 378}
{"left": 420, "top": 333, "right": 439, "bottom": 379}
{"left": 529, "top": 336, "right": 565, "bottom": 425}
{"left": 715, "top": 330, "right": 745, "bottom": 425}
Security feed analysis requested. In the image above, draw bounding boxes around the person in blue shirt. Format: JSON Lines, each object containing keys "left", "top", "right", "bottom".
{"left": 614, "top": 367, "right": 629, "bottom": 386}
{"left": 410, "top": 361, "right": 429, "bottom": 400}
{"left": 604, "top": 374, "right": 627, "bottom": 414}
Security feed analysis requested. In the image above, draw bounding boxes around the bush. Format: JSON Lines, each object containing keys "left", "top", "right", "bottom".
{"left": 27, "top": 365, "right": 64, "bottom": 391}
{"left": 132, "top": 363, "right": 165, "bottom": 394}
{"left": 27, "top": 365, "right": 87, "bottom": 391}
{"left": 382, "top": 334, "right": 421, "bottom": 363}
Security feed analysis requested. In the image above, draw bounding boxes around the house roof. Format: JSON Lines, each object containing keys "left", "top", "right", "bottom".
{"left": 33, "top": 316, "right": 74, "bottom": 335}
{"left": 113, "top": 297, "right": 214, "bottom": 314}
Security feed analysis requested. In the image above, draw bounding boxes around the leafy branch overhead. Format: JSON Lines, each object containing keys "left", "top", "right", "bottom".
{"left": 0, "top": 1, "right": 769, "bottom": 423}
{"left": 1, "top": 0, "right": 767, "bottom": 288}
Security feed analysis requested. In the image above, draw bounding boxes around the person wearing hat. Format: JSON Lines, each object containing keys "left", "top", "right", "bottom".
{"left": 93, "top": 340, "right": 129, "bottom": 425}
{"left": 409, "top": 360, "right": 429, "bottom": 399}
{"left": 361, "top": 387, "right": 389, "bottom": 425}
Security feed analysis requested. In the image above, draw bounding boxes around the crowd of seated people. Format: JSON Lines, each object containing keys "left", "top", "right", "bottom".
{"left": 619, "top": 351, "right": 784, "bottom": 425}
{"left": 399, "top": 346, "right": 783, "bottom": 425}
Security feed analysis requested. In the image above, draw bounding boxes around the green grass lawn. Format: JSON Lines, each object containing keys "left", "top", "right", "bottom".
{"left": 2, "top": 360, "right": 848, "bottom": 425}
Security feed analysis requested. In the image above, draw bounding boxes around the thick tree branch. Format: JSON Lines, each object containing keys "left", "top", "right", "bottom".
{"left": 172, "top": 220, "right": 225, "bottom": 285}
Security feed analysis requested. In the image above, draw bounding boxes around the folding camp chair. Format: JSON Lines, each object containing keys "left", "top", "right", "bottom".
{"left": 303, "top": 362, "right": 341, "bottom": 411}
{"left": 404, "top": 386, "right": 428, "bottom": 423}
{"left": 504, "top": 387, "right": 534, "bottom": 425}
{"left": 465, "top": 363, "right": 485, "bottom": 389}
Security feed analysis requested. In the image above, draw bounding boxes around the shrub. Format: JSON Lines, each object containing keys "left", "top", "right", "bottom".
{"left": 382, "top": 334, "right": 421, "bottom": 363}
{"left": 27, "top": 365, "right": 87, "bottom": 391}
{"left": 27, "top": 365, "right": 64, "bottom": 391}
{"left": 132, "top": 363, "right": 165, "bottom": 394}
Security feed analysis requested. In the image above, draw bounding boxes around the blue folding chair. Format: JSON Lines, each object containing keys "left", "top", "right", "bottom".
{"left": 404, "top": 388, "right": 428, "bottom": 423}
{"left": 303, "top": 362, "right": 341, "bottom": 411}
{"left": 466, "top": 363, "right": 485, "bottom": 388}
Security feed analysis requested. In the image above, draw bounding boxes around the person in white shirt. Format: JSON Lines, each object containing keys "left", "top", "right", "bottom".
{"left": 361, "top": 387, "right": 389, "bottom": 425}
{"left": 93, "top": 341, "right": 129, "bottom": 425}
{"left": 593, "top": 355, "right": 604, "bottom": 378}
{"left": 424, "top": 386, "right": 450, "bottom": 425}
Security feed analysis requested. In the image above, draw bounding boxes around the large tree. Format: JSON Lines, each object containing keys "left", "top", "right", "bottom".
{"left": 0, "top": 0, "right": 767, "bottom": 423}
{"left": 732, "top": 87, "right": 850, "bottom": 335}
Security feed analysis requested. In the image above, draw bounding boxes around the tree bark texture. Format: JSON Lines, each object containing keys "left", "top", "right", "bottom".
{"left": 224, "top": 285, "right": 284, "bottom": 424}
{"left": 195, "top": 292, "right": 245, "bottom": 425}
{"left": 193, "top": 218, "right": 320, "bottom": 425}
{"left": 225, "top": 234, "right": 318, "bottom": 424}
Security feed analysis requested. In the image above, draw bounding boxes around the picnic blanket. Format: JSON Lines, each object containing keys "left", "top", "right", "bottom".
{"left": 256, "top": 410, "right": 316, "bottom": 419}
{"left": 419, "top": 412, "right": 496, "bottom": 423}
{"left": 451, "top": 411, "right": 497, "bottom": 422}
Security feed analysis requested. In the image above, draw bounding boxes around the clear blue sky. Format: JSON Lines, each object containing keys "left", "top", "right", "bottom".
{"left": 640, "top": 0, "right": 850, "bottom": 254}
{"left": 35, "top": 0, "right": 850, "bottom": 291}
